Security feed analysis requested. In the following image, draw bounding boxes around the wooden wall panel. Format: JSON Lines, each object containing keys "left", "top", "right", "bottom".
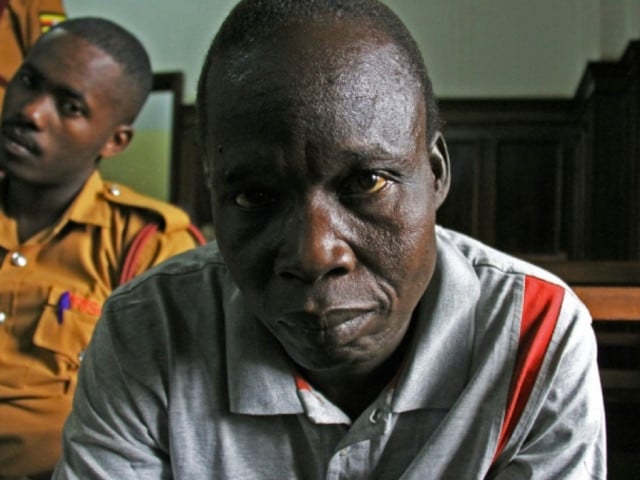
{"left": 438, "top": 101, "right": 583, "bottom": 260}
{"left": 437, "top": 141, "right": 482, "bottom": 236}
{"left": 494, "top": 140, "right": 563, "bottom": 256}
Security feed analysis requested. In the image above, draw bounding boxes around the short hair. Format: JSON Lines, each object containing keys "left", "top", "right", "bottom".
{"left": 44, "top": 17, "right": 153, "bottom": 122}
{"left": 197, "top": 0, "right": 442, "bottom": 153}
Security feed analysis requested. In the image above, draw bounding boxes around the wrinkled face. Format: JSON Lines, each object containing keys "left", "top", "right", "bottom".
{"left": 0, "top": 30, "right": 129, "bottom": 186}
{"left": 205, "top": 21, "right": 448, "bottom": 377}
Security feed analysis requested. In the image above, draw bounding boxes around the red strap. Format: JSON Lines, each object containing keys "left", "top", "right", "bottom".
{"left": 187, "top": 223, "right": 207, "bottom": 246}
{"left": 492, "top": 276, "right": 564, "bottom": 462}
{"left": 119, "top": 224, "right": 159, "bottom": 285}
{"left": 119, "top": 223, "right": 207, "bottom": 285}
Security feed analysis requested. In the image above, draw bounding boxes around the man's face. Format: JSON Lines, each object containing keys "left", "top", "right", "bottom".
{"left": 206, "top": 21, "right": 448, "bottom": 378}
{"left": 0, "top": 30, "right": 128, "bottom": 186}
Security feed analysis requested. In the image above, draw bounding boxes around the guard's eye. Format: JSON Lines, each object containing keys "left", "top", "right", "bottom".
{"left": 59, "top": 99, "right": 86, "bottom": 117}
{"left": 343, "top": 171, "right": 389, "bottom": 196}
{"left": 18, "top": 71, "right": 36, "bottom": 88}
{"left": 233, "top": 189, "right": 277, "bottom": 209}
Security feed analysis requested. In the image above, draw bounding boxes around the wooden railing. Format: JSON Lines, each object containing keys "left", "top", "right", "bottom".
{"left": 535, "top": 261, "right": 640, "bottom": 478}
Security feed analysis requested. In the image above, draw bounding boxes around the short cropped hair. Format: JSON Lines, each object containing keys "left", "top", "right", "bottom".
{"left": 197, "top": 0, "right": 442, "bottom": 151}
{"left": 45, "top": 17, "right": 153, "bottom": 122}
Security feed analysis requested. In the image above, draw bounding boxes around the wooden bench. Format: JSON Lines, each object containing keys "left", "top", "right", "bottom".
{"left": 536, "top": 261, "right": 640, "bottom": 478}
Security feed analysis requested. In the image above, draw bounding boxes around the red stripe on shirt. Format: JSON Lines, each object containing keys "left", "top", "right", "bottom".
{"left": 295, "top": 375, "right": 312, "bottom": 391}
{"left": 493, "top": 276, "right": 564, "bottom": 461}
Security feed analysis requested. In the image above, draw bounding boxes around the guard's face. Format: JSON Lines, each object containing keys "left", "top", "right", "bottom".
{"left": 0, "top": 30, "right": 130, "bottom": 186}
{"left": 205, "top": 21, "right": 448, "bottom": 378}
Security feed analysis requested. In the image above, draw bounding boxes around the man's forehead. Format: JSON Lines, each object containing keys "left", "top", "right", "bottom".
{"left": 210, "top": 19, "right": 417, "bottom": 103}
{"left": 203, "top": 17, "right": 427, "bottom": 158}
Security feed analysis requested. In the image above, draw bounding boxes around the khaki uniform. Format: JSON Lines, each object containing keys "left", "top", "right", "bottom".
{"left": 0, "top": 0, "right": 66, "bottom": 109}
{"left": 0, "top": 172, "right": 200, "bottom": 476}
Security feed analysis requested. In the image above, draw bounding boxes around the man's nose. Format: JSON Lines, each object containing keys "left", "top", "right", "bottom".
{"left": 275, "top": 196, "right": 356, "bottom": 283}
{"left": 19, "top": 93, "right": 52, "bottom": 128}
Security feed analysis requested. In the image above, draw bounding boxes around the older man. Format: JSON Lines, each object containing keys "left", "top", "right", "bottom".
{"left": 53, "top": 1, "right": 606, "bottom": 478}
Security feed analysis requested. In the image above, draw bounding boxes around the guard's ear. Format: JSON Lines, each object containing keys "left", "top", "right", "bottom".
{"left": 429, "top": 131, "right": 450, "bottom": 209}
{"left": 99, "top": 125, "right": 134, "bottom": 159}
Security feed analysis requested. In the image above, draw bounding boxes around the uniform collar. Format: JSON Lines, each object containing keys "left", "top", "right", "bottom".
{"left": 0, "top": 170, "right": 111, "bottom": 246}
{"left": 65, "top": 170, "right": 112, "bottom": 228}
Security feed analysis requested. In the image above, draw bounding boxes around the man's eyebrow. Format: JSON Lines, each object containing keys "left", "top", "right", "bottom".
{"left": 54, "top": 83, "right": 87, "bottom": 105}
{"left": 25, "top": 63, "right": 87, "bottom": 104}
{"left": 17, "top": 62, "right": 41, "bottom": 80}
{"left": 340, "top": 145, "right": 415, "bottom": 167}
{"left": 216, "top": 162, "right": 281, "bottom": 184}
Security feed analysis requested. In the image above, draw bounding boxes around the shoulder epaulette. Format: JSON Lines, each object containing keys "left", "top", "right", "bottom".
{"left": 102, "top": 182, "right": 190, "bottom": 233}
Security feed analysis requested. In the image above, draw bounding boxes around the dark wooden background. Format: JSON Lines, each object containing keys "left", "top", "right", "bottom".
{"left": 171, "top": 40, "right": 640, "bottom": 261}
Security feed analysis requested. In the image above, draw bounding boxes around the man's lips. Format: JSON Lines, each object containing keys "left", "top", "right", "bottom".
{"left": 1, "top": 124, "right": 41, "bottom": 155}
{"left": 278, "top": 306, "right": 379, "bottom": 331}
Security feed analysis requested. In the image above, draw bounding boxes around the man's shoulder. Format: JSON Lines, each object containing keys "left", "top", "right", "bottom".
{"left": 116, "top": 242, "right": 226, "bottom": 289}
{"left": 100, "top": 180, "right": 191, "bottom": 233}
{"left": 106, "top": 242, "right": 232, "bottom": 318}
{"left": 436, "top": 226, "right": 567, "bottom": 288}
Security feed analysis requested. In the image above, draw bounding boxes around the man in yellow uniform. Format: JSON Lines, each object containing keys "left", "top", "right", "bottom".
{"left": 0, "top": 0, "right": 66, "bottom": 110}
{"left": 0, "top": 16, "right": 201, "bottom": 478}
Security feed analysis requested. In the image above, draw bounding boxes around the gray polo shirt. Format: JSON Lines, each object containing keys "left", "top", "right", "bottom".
{"left": 53, "top": 227, "right": 606, "bottom": 479}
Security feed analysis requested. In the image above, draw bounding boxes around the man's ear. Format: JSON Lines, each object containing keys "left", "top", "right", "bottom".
{"left": 429, "top": 131, "right": 451, "bottom": 209}
{"left": 100, "top": 125, "right": 134, "bottom": 159}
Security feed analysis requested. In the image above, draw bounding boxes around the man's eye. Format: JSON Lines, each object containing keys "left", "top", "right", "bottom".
{"left": 18, "top": 71, "right": 35, "bottom": 88}
{"left": 233, "top": 189, "right": 276, "bottom": 209}
{"left": 60, "top": 100, "right": 85, "bottom": 117}
{"left": 343, "top": 171, "right": 389, "bottom": 196}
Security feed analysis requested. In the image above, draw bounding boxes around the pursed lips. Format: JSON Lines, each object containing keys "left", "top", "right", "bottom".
{"left": 0, "top": 123, "right": 41, "bottom": 156}
{"left": 277, "top": 306, "right": 379, "bottom": 332}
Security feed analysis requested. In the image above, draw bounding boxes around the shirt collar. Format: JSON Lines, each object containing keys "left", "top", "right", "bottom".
{"left": 391, "top": 229, "right": 481, "bottom": 412}
{"left": 65, "top": 171, "right": 111, "bottom": 228}
{"left": 224, "top": 282, "right": 304, "bottom": 416}
{"left": 0, "top": 171, "right": 110, "bottom": 246}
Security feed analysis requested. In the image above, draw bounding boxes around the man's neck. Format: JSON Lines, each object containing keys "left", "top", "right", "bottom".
{"left": 303, "top": 336, "right": 410, "bottom": 421}
{"left": 4, "top": 175, "right": 88, "bottom": 242}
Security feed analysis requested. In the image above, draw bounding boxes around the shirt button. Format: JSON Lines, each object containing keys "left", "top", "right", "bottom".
{"left": 339, "top": 447, "right": 350, "bottom": 457}
{"left": 369, "top": 408, "right": 382, "bottom": 424}
{"left": 78, "top": 350, "right": 85, "bottom": 363}
{"left": 11, "top": 252, "right": 28, "bottom": 267}
{"left": 108, "top": 184, "right": 121, "bottom": 196}
{"left": 0, "top": 312, "right": 6, "bottom": 323}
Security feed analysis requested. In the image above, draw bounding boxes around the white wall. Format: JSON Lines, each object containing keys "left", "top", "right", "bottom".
{"left": 64, "top": 0, "right": 639, "bottom": 101}
{"left": 388, "top": 0, "right": 601, "bottom": 97}
{"left": 64, "top": 0, "right": 237, "bottom": 102}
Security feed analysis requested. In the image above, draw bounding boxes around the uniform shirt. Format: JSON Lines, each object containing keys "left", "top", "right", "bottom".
{"left": 53, "top": 227, "right": 606, "bottom": 479}
{"left": 0, "top": 171, "right": 200, "bottom": 476}
{"left": 0, "top": 0, "right": 66, "bottom": 109}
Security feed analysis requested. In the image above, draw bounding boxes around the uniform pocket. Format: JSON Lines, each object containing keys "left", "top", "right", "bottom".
{"left": 14, "top": 286, "right": 104, "bottom": 397}
{"left": 33, "top": 286, "right": 102, "bottom": 367}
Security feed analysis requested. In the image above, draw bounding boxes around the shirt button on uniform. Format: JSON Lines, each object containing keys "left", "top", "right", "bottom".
{"left": 11, "top": 252, "right": 28, "bottom": 267}
{"left": 108, "top": 184, "right": 121, "bottom": 196}
{"left": 0, "top": 312, "right": 6, "bottom": 324}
